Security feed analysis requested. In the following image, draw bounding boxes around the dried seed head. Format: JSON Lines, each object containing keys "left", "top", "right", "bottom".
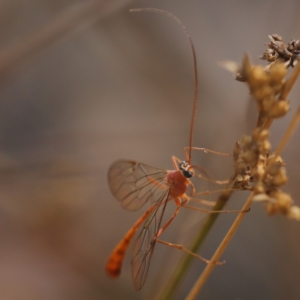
{"left": 260, "top": 49, "right": 278, "bottom": 62}
{"left": 236, "top": 55, "right": 288, "bottom": 120}
{"left": 269, "top": 62, "right": 287, "bottom": 83}
{"left": 260, "top": 97, "right": 274, "bottom": 113}
{"left": 233, "top": 137, "right": 255, "bottom": 189}
{"left": 235, "top": 174, "right": 250, "bottom": 188}
{"left": 254, "top": 181, "right": 265, "bottom": 194}
{"left": 287, "top": 39, "right": 300, "bottom": 52}
{"left": 267, "top": 160, "right": 283, "bottom": 176}
{"left": 240, "top": 135, "right": 252, "bottom": 148}
{"left": 235, "top": 159, "right": 248, "bottom": 175}
{"left": 253, "top": 128, "right": 269, "bottom": 141}
{"left": 258, "top": 140, "right": 271, "bottom": 153}
{"left": 256, "top": 162, "right": 266, "bottom": 178}
{"left": 249, "top": 65, "right": 269, "bottom": 86}
{"left": 260, "top": 34, "right": 300, "bottom": 68}
{"left": 269, "top": 34, "right": 283, "bottom": 42}
{"left": 237, "top": 55, "right": 252, "bottom": 82}
{"left": 253, "top": 86, "right": 273, "bottom": 100}
{"left": 241, "top": 150, "right": 257, "bottom": 165}
{"left": 253, "top": 193, "right": 270, "bottom": 202}
{"left": 287, "top": 206, "right": 300, "bottom": 221}
{"left": 233, "top": 141, "right": 242, "bottom": 161}
{"left": 271, "top": 168, "right": 288, "bottom": 186}
{"left": 230, "top": 35, "right": 299, "bottom": 221}
{"left": 265, "top": 191, "right": 292, "bottom": 215}
{"left": 267, "top": 100, "right": 290, "bottom": 118}
{"left": 267, "top": 154, "right": 284, "bottom": 165}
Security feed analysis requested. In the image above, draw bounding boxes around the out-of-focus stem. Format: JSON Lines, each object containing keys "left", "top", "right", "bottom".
{"left": 185, "top": 192, "right": 254, "bottom": 300}
{"left": 0, "top": 0, "right": 126, "bottom": 77}
{"left": 274, "top": 105, "right": 300, "bottom": 156}
{"left": 155, "top": 175, "right": 236, "bottom": 300}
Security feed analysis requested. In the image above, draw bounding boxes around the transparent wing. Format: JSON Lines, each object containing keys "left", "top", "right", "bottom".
{"left": 108, "top": 159, "right": 172, "bottom": 290}
{"left": 108, "top": 160, "right": 169, "bottom": 211}
{"left": 131, "top": 189, "right": 170, "bottom": 291}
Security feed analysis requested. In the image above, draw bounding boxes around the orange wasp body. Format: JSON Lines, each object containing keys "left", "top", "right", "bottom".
{"left": 106, "top": 159, "right": 195, "bottom": 290}
{"left": 106, "top": 8, "right": 210, "bottom": 291}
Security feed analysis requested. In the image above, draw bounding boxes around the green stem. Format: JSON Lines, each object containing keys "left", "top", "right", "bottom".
{"left": 186, "top": 192, "right": 254, "bottom": 300}
{"left": 155, "top": 175, "right": 236, "bottom": 300}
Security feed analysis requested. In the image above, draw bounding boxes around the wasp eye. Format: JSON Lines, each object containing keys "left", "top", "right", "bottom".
{"left": 179, "top": 161, "right": 193, "bottom": 178}
{"left": 182, "top": 169, "right": 193, "bottom": 178}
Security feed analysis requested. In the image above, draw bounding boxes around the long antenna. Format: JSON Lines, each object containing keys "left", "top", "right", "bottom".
{"left": 130, "top": 8, "right": 198, "bottom": 165}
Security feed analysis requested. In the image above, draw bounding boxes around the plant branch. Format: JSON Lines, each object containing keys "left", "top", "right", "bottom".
{"left": 280, "top": 62, "right": 300, "bottom": 100}
{"left": 185, "top": 192, "right": 254, "bottom": 300}
{"left": 274, "top": 105, "right": 300, "bottom": 156}
{"left": 155, "top": 175, "right": 237, "bottom": 300}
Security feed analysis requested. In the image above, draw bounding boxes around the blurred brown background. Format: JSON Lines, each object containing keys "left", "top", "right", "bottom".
{"left": 0, "top": 0, "right": 300, "bottom": 299}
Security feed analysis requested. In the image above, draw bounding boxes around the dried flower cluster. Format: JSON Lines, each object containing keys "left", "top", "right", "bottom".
{"left": 260, "top": 34, "right": 300, "bottom": 68}
{"left": 234, "top": 133, "right": 300, "bottom": 220}
{"left": 241, "top": 56, "right": 289, "bottom": 122}
{"left": 232, "top": 52, "right": 300, "bottom": 220}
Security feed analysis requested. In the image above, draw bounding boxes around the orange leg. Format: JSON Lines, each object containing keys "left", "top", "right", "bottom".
{"left": 157, "top": 239, "right": 225, "bottom": 265}
{"left": 194, "top": 171, "right": 229, "bottom": 185}
{"left": 183, "top": 146, "right": 231, "bottom": 161}
{"left": 192, "top": 188, "right": 238, "bottom": 198}
{"left": 157, "top": 197, "right": 182, "bottom": 237}
{"left": 171, "top": 155, "right": 181, "bottom": 170}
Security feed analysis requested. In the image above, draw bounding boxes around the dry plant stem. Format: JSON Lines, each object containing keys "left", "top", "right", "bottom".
{"left": 155, "top": 175, "right": 236, "bottom": 300}
{"left": 280, "top": 62, "right": 300, "bottom": 100}
{"left": 156, "top": 51, "right": 300, "bottom": 300}
{"left": 0, "top": 0, "right": 125, "bottom": 76}
{"left": 183, "top": 102, "right": 300, "bottom": 300}
{"left": 185, "top": 192, "right": 254, "bottom": 300}
{"left": 184, "top": 91, "right": 300, "bottom": 300}
{"left": 156, "top": 57, "right": 300, "bottom": 300}
{"left": 274, "top": 105, "right": 300, "bottom": 156}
